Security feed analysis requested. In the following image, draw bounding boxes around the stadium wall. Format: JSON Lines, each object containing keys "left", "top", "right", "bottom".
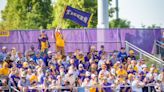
{"left": 0, "top": 29, "right": 162, "bottom": 54}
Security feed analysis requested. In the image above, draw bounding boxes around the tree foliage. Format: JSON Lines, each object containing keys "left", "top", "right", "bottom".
{"left": 109, "top": 19, "right": 131, "bottom": 28}
{"left": 147, "top": 24, "right": 161, "bottom": 29}
{"left": 1, "top": 0, "right": 53, "bottom": 30}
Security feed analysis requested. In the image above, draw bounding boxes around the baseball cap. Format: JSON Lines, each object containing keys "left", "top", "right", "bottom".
{"left": 2, "top": 46, "right": 7, "bottom": 49}
{"left": 23, "top": 62, "right": 28, "bottom": 67}
{"left": 139, "top": 71, "right": 144, "bottom": 75}
{"left": 142, "top": 64, "right": 147, "bottom": 68}
{"left": 85, "top": 71, "right": 91, "bottom": 76}
{"left": 48, "top": 51, "right": 52, "bottom": 54}
{"left": 91, "top": 74, "right": 96, "bottom": 79}
{"left": 121, "top": 47, "right": 125, "bottom": 49}
{"left": 129, "top": 50, "right": 134, "bottom": 54}
{"left": 68, "top": 69, "right": 73, "bottom": 74}
{"left": 119, "top": 65, "right": 123, "bottom": 68}
{"left": 12, "top": 47, "right": 16, "bottom": 50}
{"left": 79, "top": 64, "right": 83, "bottom": 68}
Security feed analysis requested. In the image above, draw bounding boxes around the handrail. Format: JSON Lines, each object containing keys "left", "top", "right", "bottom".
{"left": 156, "top": 40, "right": 164, "bottom": 49}
{"left": 125, "top": 41, "right": 164, "bottom": 65}
{"left": 28, "top": 83, "right": 156, "bottom": 89}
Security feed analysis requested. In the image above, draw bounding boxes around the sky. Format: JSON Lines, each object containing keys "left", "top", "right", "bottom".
{"left": 0, "top": 0, "right": 164, "bottom": 28}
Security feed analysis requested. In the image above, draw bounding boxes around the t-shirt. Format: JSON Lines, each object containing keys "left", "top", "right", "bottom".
{"left": 33, "top": 56, "right": 43, "bottom": 65}
{"left": 18, "top": 79, "right": 31, "bottom": 87}
{"left": 98, "top": 59, "right": 105, "bottom": 69}
{"left": 30, "top": 75, "right": 38, "bottom": 83}
{"left": 98, "top": 50, "right": 104, "bottom": 57}
{"left": 78, "top": 70, "right": 86, "bottom": 80}
{"left": 102, "top": 82, "right": 112, "bottom": 92}
{"left": 127, "top": 70, "right": 136, "bottom": 75}
{"left": 9, "top": 74, "right": 20, "bottom": 86}
{"left": 128, "top": 55, "right": 136, "bottom": 60}
{"left": 117, "top": 52, "right": 127, "bottom": 61}
{"left": 132, "top": 80, "right": 143, "bottom": 92}
{"left": 99, "top": 70, "right": 109, "bottom": 77}
{"left": 43, "top": 56, "right": 52, "bottom": 66}
{"left": 116, "top": 69, "right": 127, "bottom": 77}
{"left": 0, "top": 52, "right": 7, "bottom": 62}
{"left": 93, "top": 55, "right": 100, "bottom": 64}
{"left": 16, "top": 63, "right": 22, "bottom": 68}
{"left": 0, "top": 67, "right": 10, "bottom": 76}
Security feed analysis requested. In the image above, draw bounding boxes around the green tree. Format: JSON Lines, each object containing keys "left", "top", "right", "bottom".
{"left": 109, "top": 19, "right": 131, "bottom": 28}
{"left": 1, "top": 0, "right": 53, "bottom": 30}
{"left": 147, "top": 24, "right": 160, "bottom": 29}
{"left": 50, "top": 0, "right": 115, "bottom": 29}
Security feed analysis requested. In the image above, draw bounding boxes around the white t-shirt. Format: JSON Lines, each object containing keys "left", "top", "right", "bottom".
{"left": 98, "top": 59, "right": 105, "bottom": 69}
{"left": 82, "top": 81, "right": 91, "bottom": 92}
{"left": 99, "top": 70, "right": 109, "bottom": 77}
{"left": 132, "top": 80, "right": 143, "bottom": 92}
{"left": 137, "top": 64, "right": 143, "bottom": 73}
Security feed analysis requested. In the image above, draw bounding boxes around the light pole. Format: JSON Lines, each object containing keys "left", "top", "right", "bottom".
{"left": 97, "top": 0, "right": 109, "bottom": 28}
{"left": 116, "top": 0, "right": 119, "bottom": 20}
{"left": 97, "top": 0, "right": 109, "bottom": 51}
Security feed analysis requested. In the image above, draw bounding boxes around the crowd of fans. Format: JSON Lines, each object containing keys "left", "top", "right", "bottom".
{"left": 0, "top": 45, "right": 163, "bottom": 92}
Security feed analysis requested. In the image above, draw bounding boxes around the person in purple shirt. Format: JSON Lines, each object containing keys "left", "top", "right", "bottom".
{"left": 93, "top": 50, "right": 101, "bottom": 64}
{"left": 128, "top": 50, "right": 136, "bottom": 60}
{"left": 43, "top": 51, "right": 52, "bottom": 67}
{"left": 69, "top": 56, "right": 79, "bottom": 69}
{"left": 84, "top": 52, "right": 91, "bottom": 70}
{"left": 77, "top": 64, "right": 86, "bottom": 81}
{"left": 16, "top": 61, "right": 23, "bottom": 68}
{"left": 102, "top": 77, "right": 112, "bottom": 92}
{"left": 99, "top": 45, "right": 105, "bottom": 57}
{"left": 127, "top": 66, "right": 136, "bottom": 75}
{"left": 67, "top": 58, "right": 78, "bottom": 70}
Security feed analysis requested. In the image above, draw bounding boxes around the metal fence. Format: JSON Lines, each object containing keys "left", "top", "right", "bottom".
{"left": 0, "top": 75, "right": 161, "bottom": 92}
{"left": 125, "top": 41, "right": 164, "bottom": 70}
{"left": 6, "top": 84, "right": 161, "bottom": 92}
{"left": 154, "top": 40, "right": 164, "bottom": 60}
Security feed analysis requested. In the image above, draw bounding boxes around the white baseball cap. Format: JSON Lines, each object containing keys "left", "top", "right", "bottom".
{"left": 91, "top": 74, "right": 96, "bottom": 79}
{"left": 2, "top": 46, "right": 7, "bottom": 49}
{"left": 85, "top": 71, "right": 91, "bottom": 76}
{"left": 48, "top": 51, "right": 52, "bottom": 54}
{"left": 142, "top": 64, "right": 147, "bottom": 68}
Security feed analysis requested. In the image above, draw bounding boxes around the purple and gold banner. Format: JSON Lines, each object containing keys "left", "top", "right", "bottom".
{"left": 63, "top": 6, "right": 92, "bottom": 27}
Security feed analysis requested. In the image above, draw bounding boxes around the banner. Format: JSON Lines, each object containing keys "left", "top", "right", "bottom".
{"left": 63, "top": 6, "right": 92, "bottom": 27}
{"left": 0, "top": 31, "right": 10, "bottom": 37}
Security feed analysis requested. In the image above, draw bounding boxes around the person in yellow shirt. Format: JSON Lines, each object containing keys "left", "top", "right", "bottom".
{"left": 128, "top": 60, "right": 138, "bottom": 72}
{"left": 116, "top": 65, "right": 127, "bottom": 78}
{"left": 55, "top": 27, "right": 65, "bottom": 55}
{"left": 0, "top": 62, "right": 10, "bottom": 76}
{"left": 150, "top": 64, "right": 158, "bottom": 73}
{"left": 113, "top": 61, "right": 121, "bottom": 70}
{"left": 77, "top": 53, "right": 85, "bottom": 63}
{"left": 23, "top": 62, "right": 28, "bottom": 69}
{"left": 30, "top": 72, "right": 38, "bottom": 86}
{"left": 38, "top": 31, "right": 50, "bottom": 55}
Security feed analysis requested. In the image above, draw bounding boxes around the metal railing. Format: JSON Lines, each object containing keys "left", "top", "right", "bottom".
{"left": 8, "top": 84, "right": 159, "bottom": 92}
{"left": 125, "top": 41, "right": 164, "bottom": 68}
{"left": 154, "top": 40, "right": 164, "bottom": 59}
